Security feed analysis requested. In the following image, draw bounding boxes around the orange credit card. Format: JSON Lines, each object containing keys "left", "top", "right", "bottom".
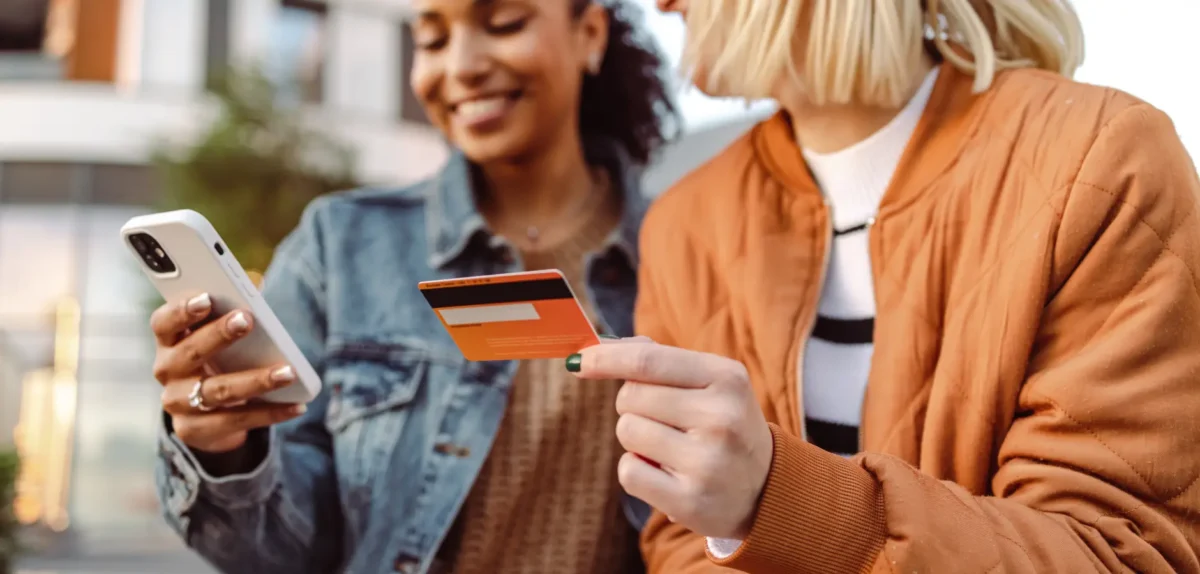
{"left": 418, "top": 269, "right": 600, "bottom": 361}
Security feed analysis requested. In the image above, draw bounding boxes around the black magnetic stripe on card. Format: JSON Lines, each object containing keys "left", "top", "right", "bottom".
{"left": 421, "top": 278, "right": 573, "bottom": 309}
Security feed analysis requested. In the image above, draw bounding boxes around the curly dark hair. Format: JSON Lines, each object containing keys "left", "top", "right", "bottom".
{"left": 572, "top": 0, "right": 680, "bottom": 165}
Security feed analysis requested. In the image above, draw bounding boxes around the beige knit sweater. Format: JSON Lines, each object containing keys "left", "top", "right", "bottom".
{"left": 446, "top": 194, "right": 639, "bottom": 574}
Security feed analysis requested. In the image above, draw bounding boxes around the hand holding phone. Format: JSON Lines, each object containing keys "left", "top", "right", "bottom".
{"left": 148, "top": 294, "right": 308, "bottom": 453}
{"left": 122, "top": 210, "right": 321, "bottom": 453}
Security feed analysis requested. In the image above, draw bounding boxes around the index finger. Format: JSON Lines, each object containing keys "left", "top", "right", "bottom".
{"left": 571, "top": 341, "right": 736, "bottom": 388}
{"left": 150, "top": 293, "right": 214, "bottom": 346}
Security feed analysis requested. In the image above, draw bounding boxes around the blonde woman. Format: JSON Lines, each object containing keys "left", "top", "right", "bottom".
{"left": 568, "top": 0, "right": 1200, "bottom": 572}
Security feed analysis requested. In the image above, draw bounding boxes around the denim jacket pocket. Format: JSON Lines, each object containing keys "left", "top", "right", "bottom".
{"left": 325, "top": 358, "right": 424, "bottom": 432}
{"left": 323, "top": 344, "right": 428, "bottom": 507}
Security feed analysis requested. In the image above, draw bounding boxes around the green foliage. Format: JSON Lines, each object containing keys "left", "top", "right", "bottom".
{"left": 152, "top": 67, "right": 359, "bottom": 273}
{"left": 0, "top": 450, "right": 18, "bottom": 574}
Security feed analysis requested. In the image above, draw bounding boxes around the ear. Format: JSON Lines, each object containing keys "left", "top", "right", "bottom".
{"left": 576, "top": 2, "right": 610, "bottom": 74}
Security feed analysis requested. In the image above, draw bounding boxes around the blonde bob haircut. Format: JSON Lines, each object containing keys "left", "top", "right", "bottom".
{"left": 682, "top": 0, "right": 1085, "bottom": 107}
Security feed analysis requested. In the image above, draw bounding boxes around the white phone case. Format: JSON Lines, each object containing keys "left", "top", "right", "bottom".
{"left": 120, "top": 209, "right": 321, "bottom": 403}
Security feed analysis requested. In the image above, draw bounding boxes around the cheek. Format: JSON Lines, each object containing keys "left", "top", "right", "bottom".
{"left": 408, "top": 62, "right": 451, "bottom": 129}
{"left": 491, "top": 30, "right": 580, "bottom": 105}
{"left": 409, "top": 62, "right": 436, "bottom": 110}
{"left": 530, "top": 56, "right": 583, "bottom": 120}
{"left": 498, "top": 40, "right": 563, "bottom": 86}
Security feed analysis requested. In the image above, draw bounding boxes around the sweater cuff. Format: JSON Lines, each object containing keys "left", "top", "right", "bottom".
{"left": 707, "top": 537, "right": 742, "bottom": 559}
{"left": 708, "top": 424, "right": 887, "bottom": 572}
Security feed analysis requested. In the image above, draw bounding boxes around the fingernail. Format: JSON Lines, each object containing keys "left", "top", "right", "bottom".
{"left": 565, "top": 353, "right": 582, "bottom": 373}
{"left": 270, "top": 366, "right": 296, "bottom": 384}
{"left": 599, "top": 334, "right": 619, "bottom": 340}
{"left": 292, "top": 404, "right": 307, "bottom": 415}
{"left": 228, "top": 312, "right": 249, "bottom": 334}
{"left": 186, "top": 293, "right": 211, "bottom": 314}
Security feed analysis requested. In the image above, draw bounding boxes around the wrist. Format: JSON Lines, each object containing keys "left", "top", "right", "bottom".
{"left": 192, "top": 428, "right": 269, "bottom": 477}
{"left": 733, "top": 418, "right": 775, "bottom": 538}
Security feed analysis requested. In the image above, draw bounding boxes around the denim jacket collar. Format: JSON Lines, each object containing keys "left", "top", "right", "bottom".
{"left": 424, "top": 138, "right": 648, "bottom": 270}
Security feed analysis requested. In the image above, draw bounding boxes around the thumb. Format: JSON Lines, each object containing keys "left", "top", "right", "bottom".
{"left": 567, "top": 335, "right": 655, "bottom": 375}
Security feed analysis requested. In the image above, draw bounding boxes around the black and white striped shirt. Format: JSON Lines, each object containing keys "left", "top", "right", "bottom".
{"left": 707, "top": 68, "right": 939, "bottom": 558}
{"left": 799, "top": 67, "right": 939, "bottom": 457}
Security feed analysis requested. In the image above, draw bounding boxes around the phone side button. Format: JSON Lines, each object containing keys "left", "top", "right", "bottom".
{"left": 225, "top": 262, "right": 260, "bottom": 298}
{"left": 243, "top": 278, "right": 260, "bottom": 298}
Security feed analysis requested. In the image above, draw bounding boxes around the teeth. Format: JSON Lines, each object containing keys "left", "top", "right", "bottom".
{"left": 456, "top": 97, "right": 507, "bottom": 121}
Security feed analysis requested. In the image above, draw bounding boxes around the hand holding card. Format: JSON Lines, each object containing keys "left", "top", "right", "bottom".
{"left": 419, "top": 269, "right": 600, "bottom": 361}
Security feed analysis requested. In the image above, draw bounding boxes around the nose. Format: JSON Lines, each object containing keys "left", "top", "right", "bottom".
{"left": 446, "top": 29, "right": 490, "bottom": 84}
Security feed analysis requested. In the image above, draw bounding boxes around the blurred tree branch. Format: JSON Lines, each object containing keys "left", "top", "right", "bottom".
{"left": 0, "top": 450, "right": 17, "bottom": 574}
{"left": 152, "top": 66, "right": 359, "bottom": 274}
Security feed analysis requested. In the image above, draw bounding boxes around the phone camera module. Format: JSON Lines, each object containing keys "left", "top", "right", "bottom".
{"left": 130, "top": 232, "right": 176, "bottom": 273}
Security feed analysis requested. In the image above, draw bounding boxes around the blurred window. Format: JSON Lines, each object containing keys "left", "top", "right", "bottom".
{"left": 93, "top": 164, "right": 161, "bottom": 206}
{"left": 0, "top": 162, "right": 75, "bottom": 203}
{"left": 205, "top": 0, "right": 232, "bottom": 90}
{"left": 268, "top": 0, "right": 327, "bottom": 105}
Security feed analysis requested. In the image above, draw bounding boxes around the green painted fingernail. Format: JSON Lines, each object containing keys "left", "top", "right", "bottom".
{"left": 565, "top": 354, "right": 582, "bottom": 372}
{"left": 599, "top": 334, "right": 619, "bottom": 340}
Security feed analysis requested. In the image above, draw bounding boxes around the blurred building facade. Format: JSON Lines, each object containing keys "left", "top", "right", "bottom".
{"left": 0, "top": 0, "right": 447, "bottom": 549}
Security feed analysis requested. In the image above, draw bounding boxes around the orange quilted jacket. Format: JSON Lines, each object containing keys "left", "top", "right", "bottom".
{"left": 635, "top": 62, "right": 1200, "bottom": 573}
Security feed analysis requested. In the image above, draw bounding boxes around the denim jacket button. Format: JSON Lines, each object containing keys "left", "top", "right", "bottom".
{"left": 393, "top": 554, "right": 420, "bottom": 572}
{"left": 433, "top": 442, "right": 471, "bottom": 457}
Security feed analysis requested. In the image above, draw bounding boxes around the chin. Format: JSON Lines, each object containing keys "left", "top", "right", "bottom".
{"left": 687, "top": 68, "right": 725, "bottom": 98}
{"left": 453, "top": 131, "right": 536, "bottom": 165}
{"left": 691, "top": 82, "right": 724, "bottom": 98}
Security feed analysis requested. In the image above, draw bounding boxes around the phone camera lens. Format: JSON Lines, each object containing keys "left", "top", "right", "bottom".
{"left": 131, "top": 232, "right": 176, "bottom": 273}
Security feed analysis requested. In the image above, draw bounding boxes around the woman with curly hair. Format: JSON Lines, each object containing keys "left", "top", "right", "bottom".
{"left": 147, "top": 1, "right": 677, "bottom": 572}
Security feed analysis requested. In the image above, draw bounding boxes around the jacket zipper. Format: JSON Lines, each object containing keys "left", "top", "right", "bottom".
{"left": 793, "top": 197, "right": 834, "bottom": 442}
{"left": 859, "top": 215, "right": 877, "bottom": 454}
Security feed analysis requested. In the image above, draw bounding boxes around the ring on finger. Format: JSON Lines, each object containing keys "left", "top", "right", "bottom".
{"left": 188, "top": 377, "right": 215, "bottom": 412}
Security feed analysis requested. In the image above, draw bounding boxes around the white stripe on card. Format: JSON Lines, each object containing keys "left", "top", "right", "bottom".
{"left": 439, "top": 303, "right": 540, "bottom": 326}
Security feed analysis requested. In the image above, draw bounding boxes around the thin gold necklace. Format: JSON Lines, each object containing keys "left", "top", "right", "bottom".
{"left": 516, "top": 168, "right": 610, "bottom": 251}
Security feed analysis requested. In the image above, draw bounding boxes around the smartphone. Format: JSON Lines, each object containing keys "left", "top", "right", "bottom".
{"left": 120, "top": 209, "right": 321, "bottom": 404}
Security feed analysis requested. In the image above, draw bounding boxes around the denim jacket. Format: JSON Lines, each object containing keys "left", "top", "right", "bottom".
{"left": 154, "top": 141, "right": 649, "bottom": 574}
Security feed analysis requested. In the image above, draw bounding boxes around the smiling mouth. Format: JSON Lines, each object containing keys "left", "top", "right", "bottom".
{"left": 449, "top": 91, "right": 522, "bottom": 121}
